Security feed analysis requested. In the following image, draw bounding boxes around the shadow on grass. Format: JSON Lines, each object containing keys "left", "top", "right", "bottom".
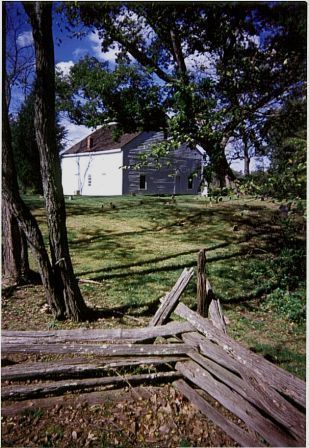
{"left": 87, "top": 297, "right": 162, "bottom": 321}
{"left": 89, "top": 249, "right": 249, "bottom": 281}
{"left": 76, "top": 241, "right": 232, "bottom": 277}
{"left": 70, "top": 209, "right": 206, "bottom": 246}
{"left": 248, "top": 343, "right": 306, "bottom": 380}
{"left": 220, "top": 282, "right": 280, "bottom": 306}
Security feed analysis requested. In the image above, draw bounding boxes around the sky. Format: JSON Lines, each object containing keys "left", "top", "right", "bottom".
{"left": 7, "top": 2, "right": 267, "bottom": 174}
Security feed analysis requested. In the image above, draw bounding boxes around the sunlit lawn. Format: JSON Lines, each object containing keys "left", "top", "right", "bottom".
{"left": 10, "top": 194, "right": 306, "bottom": 379}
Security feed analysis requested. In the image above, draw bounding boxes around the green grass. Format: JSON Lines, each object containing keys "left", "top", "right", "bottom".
{"left": 14, "top": 194, "right": 306, "bottom": 378}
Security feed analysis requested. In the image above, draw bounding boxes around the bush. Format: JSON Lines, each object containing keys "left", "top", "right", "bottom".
{"left": 262, "top": 288, "right": 306, "bottom": 323}
{"left": 272, "top": 248, "right": 306, "bottom": 289}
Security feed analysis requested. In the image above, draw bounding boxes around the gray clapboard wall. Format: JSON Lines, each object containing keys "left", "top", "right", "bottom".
{"left": 122, "top": 132, "right": 204, "bottom": 195}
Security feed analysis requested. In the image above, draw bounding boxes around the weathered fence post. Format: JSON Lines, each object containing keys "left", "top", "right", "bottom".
{"left": 197, "top": 249, "right": 210, "bottom": 317}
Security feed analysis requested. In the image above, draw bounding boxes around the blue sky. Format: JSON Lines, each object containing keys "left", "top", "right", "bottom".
{"left": 7, "top": 2, "right": 267, "bottom": 173}
{"left": 7, "top": 3, "right": 111, "bottom": 148}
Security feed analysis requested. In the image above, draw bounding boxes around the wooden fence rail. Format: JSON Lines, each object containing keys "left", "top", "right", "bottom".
{"left": 2, "top": 250, "right": 305, "bottom": 447}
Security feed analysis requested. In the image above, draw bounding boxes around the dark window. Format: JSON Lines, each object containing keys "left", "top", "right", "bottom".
{"left": 140, "top": 174, "right": 147, "bottom": 190}
{"left": 88, "top": 174, "right": 92, "bottom": 186}
{"left": 188, "top": 176, "right": 193, "bottom": 189}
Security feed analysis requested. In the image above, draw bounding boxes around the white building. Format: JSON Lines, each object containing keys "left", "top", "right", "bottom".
{"left": 61, "top": 125, "right": 205, "bottom": 196}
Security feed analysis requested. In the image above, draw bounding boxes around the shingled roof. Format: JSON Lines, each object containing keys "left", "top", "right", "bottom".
{"left": 63, "top": 125, "right": 141, "bottom": 155}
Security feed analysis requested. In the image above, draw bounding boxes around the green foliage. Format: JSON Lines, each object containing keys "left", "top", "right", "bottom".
{"left": 270, "top": 247, "right": 306, "bottom": 289}
{"left": 262, "top": 288, "right": 305, "bottom": 323}
{"left": 22, "top": 408, "right": 44, "bottom": 420}
{"left": 179, "top": 439, "right": 191, "bottom": 447}
{"left": 208, "top": 186, "right": 234, "bottom": 198}
{"left": 259, "top": 97, "right": 307, "bottom": 200}
{"left": 11, "top": 87, "right": 67, "bottom": 194}
{"left": 247, "top": 245, "right": 306, "bottom": 323}
{"left": 56, "top": 56, "right": 166, "bottom": 131}
{"left": 60, "top": 2, "right": 306, "bottom": 185}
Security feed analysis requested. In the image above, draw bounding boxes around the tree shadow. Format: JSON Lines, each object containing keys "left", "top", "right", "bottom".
{"left": 87, "top": 297, "right": 162, "bottom": 322}
{"left": 76, "top": 241, "right": 232, "bottom": 277}
{"left": 89, "top": 249, "right": 249, "bottom": 281}
{"left": 2, "top": 271, "right": 42, "bottom": 299}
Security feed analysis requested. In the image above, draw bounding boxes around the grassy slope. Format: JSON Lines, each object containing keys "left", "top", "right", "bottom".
{"left": 4, "top": 194, "right": 306, "bottom": 379}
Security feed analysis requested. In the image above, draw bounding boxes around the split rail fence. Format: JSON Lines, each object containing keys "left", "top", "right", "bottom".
{"left": 1, "top": 250, "right": 306, "bottom": 447}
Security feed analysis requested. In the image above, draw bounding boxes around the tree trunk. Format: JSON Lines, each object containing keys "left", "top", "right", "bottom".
{"left": 244, "top": 155, "right": 250, "bottom": 176}
{"left": 243, "top": 137, "right": 250, "bottom": 176}
{"left": 2, "top": 89, "right": 65, "bottom": 318}
{"left": 23, "top": 2, "right": 88, "bottom": 321}
{"left": 200, "top": 136, "right": 236, "bottom": 188}
{"left": 2, "top": 2, "right": 65, "bottom": 318}
{"left": 2, "top": 196, "right": 24, "bottom": 284}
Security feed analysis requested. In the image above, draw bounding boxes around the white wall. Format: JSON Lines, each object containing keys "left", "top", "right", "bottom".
{"left": 61, "top": 149, "right": 123, "bottom": 196}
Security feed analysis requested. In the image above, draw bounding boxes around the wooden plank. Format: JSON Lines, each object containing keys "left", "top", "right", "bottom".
{"left": 1, "top": 342, "right": 191, "bottom": 357}
{"left": 182, "top": 332, "right": 242, "bottom": 375}
{"left": 173, "top": 379, "right": 263, "bottom": 447}
{"left": 2, "top": 321, "right": 194, "bottom": 343}
{"left": 175, "top": 303, "right": 305, "bottom": 408}
{"left": 176, "top": 361, "right": 300, "bottom": 447}
{"left": 184, "top": 331, "right": 305, "bottom": 443}
{"left": 2, "top": 371, "right": 181, "bottom": 401}
{"left": 149, "top": 268, "right": 194, "bottom": 326}
{"left": 2, "top": 386, "right": 162, "bottom": 416}
{"left": 196, "top": 249, "right": 208, "bottom": 317}
{"left": 187, "top": 350, "right": 305, "bottom": 443}
{"left": 2, "top": 356, "right": 187, "bottom": 381}
{"left": 208, "top": 295, "right": 227, "bottom": 333}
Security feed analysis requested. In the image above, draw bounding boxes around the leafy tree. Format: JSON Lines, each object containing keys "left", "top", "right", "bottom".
{"left": 57, "top": 56, "right": 166, "bottom": 132}
{"left": 11, "top": 88, "right": 67, "bottom": 194}
{"left": 59, "top": 2, "right": 306, "bottom": 187}
{"left": 262, "top": 97, "right": 306, "bottom": 200}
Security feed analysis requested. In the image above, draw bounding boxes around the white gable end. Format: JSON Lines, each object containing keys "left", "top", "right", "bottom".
{"left": 62, "top": 149, "right": 123, "bottom": 196}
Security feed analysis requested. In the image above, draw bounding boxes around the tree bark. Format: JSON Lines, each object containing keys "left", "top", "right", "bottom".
{"left": 200, "top": 136, "right": 236, "bottom": 188}
{"left": 196, "top": 249, "right": 207, "bottom": 317}
{"left": 2, "top": 3, "right": 65, "bottom": 318}
{"left": 23, "top": 2, "right": 88, "bottom": 321}
{"left": 243, "top": 136, "right": 250, "bottom": 176}
{"left": 2, "top": 196, "right": 26, "bottom": 284}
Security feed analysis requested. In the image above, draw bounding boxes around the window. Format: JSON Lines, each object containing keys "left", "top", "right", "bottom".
{"left": 88, "top": 174, "right": 92, "bottom": 187}
{"left": 188, "top": 176, "right": 193, "bottom": 190}
{"left": 139, "top": 174, "right": 147, "bottom": 190}
{"left": 87, "top": 136, "right": 93, "bottom": 150}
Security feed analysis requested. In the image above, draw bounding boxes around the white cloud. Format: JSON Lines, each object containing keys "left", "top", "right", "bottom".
{"left": 88, "top": 30, "right": 120, "bottom": 63}
{"left": 55, "top": 61, "right": 74, "bottom": 77}
{"left": 17, "top": 31, "right": 33, "bottom": 47}
{"left": 185, "top": 51, "right": 216, "bottom": 71}
{"left": 73, "top": 47, "right": 88, "bottom": 59}
{"left": 88, "top": 30, "right": 134, "bottom": 64}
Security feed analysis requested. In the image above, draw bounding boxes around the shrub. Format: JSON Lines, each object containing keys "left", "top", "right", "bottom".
{"left": 262, "top": 288, "right": 306, "bottom": 323}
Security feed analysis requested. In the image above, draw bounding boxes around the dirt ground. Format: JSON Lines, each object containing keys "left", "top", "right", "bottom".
{"left": 2, "top": 383, "right": 240, "bottom": 448}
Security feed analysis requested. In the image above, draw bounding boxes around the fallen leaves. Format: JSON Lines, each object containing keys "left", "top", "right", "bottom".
{"left": 2, "top": 385, "right": 238, "bottom": 447}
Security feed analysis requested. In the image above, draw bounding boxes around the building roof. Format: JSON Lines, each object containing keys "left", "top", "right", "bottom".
{"left": 62, "top": 125, "right": 141, "bottom": 155}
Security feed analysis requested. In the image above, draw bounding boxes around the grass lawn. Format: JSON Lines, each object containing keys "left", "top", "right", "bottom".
{"left": 3, "top": 194, "right": 306, "bottom": 379}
